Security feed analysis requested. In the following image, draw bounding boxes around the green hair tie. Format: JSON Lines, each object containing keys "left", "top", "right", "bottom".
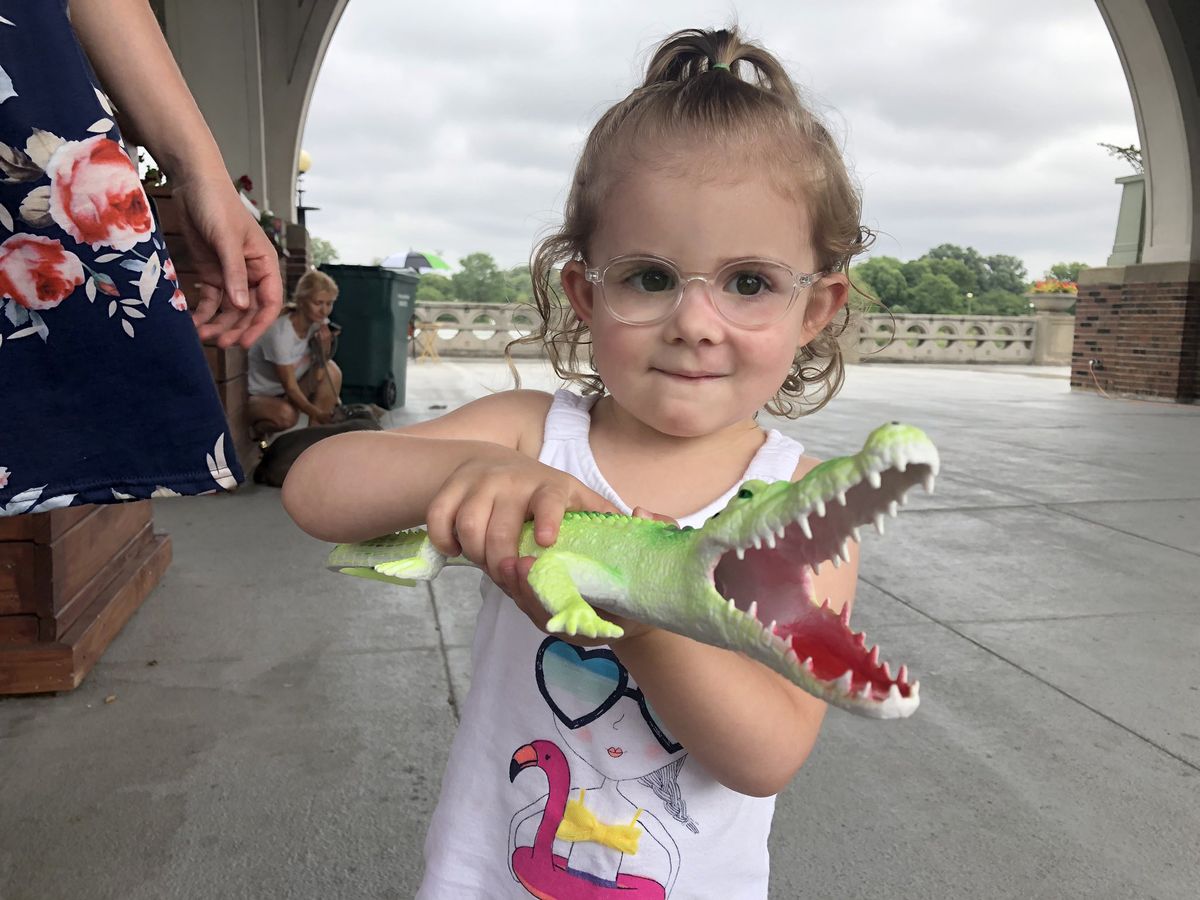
{"left": 712, "top": 62, "right": 730, "bottom": 71}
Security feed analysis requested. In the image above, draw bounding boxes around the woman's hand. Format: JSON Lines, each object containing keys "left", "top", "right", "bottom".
{"left": 172, "top": 174, "right": 284, "bottom": 349}
{"left": 425, "top": 452, "right": 621, "bottom": 594}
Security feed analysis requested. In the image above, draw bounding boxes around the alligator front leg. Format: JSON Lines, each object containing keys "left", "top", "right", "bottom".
{"left": 526, "top": 551, "right": 629, "bottom": 641}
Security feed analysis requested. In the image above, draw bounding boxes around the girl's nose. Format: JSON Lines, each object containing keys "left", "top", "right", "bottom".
{"left": 666, "top": 278, "right": 723, "bottom": 342}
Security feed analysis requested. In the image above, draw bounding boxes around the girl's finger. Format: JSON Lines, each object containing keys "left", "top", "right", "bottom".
{"left": 529, "top": 485, "right": 568, "bottom": 547}
{"left": 426, "top": 485, "right": 466, "bottom": 557}
{"left": 454, "top": 492, "right": 496, "bottom": 567}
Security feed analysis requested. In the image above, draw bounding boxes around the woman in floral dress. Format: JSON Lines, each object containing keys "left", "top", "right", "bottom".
{"left": 0, "top": 0, "right": 282, "bottom": 515}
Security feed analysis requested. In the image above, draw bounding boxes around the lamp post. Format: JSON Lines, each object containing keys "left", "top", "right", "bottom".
{"left": 296, "top": 148, "right": 319, "bottom": 228}
{"left": 965, "top": 291, "right": 974, "bottom": 315}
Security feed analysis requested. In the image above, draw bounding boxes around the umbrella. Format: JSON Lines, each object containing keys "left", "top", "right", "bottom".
{"left": 382, "top": 249, "right": 451, "bottom": 272}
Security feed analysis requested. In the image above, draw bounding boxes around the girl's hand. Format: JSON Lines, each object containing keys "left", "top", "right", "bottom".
{"left": 497, "top": 505, "right": 674, "bottom": 647}
{"left": 425, "top": 451, "right": 621, "bottom": 590}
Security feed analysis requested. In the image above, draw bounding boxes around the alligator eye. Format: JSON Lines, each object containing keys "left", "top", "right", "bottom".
{"left": 737, "top": 488, "right": 753, "bottom": 499}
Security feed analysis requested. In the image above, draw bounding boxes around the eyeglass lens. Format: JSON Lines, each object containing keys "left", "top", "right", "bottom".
{"left": 601, "top": 257, "right": 800, "bottom": 326}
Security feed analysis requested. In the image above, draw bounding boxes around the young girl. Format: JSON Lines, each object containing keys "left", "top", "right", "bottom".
{"left": 284, "top": 25, "right": 868, "bottom": 898}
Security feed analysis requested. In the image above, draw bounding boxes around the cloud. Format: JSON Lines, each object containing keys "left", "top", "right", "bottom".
{"left": 302, "top": 0, "right": 1137, "bottom": 279}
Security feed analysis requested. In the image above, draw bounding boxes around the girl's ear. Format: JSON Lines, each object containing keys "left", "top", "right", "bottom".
{"left": 561, "top": 259, "right": 595, "bottom": 325}
{"left": 799, "top": 273, "right": 849, "bottom": 345}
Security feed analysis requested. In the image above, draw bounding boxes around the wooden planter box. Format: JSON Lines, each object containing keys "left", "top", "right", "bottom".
{"left": 0, "top": 502, "right": 171, "bottom": 694}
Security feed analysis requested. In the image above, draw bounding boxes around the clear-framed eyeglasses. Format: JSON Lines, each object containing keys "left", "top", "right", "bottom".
{"left": 583, "top": 254, "right": 826, "bottom": 329}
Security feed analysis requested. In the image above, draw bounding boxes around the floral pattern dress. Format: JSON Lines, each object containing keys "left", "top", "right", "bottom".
{"left": 0, "top": 2, "right": 242, "bottom": 517}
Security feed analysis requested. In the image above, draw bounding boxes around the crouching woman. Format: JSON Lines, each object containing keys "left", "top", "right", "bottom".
{"left": 246, "top": 268, "right": 343, "bottom": 438}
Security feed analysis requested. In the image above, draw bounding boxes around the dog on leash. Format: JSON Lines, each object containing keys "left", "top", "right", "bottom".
{"left": 253, "top": 404, "right": 383, "bottom": 488}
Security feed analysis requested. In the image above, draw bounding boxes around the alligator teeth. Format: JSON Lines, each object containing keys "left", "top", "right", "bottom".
{"left": 752, "top": 535, "right": 762, "bottom": 550}
{"left": 835, "top": 491, "right": 847, "bottom": 506}
{"left": 923, "top": 474, "right": 935, "bottom": 494}
{"left": 835, "top": 670, "right": 854, "bottom": 694}
{"left": 897, "top": 458, "right": 909, "bottom": 473}
{"left": 866, "top": 470, "right": 882, "bottom": 489}
{"left": 857, "top": 682, "right": 874, "bottom": 699}
{"left": 812, "top": 560, "right": 822, "bottom": 576}
{"left": 850, "top": 526, "right": 862, "bottom": 543}
{"left": 767, "top": 619, "right": 777, "bottom": 636}
{"left": 802, "top": 657, "right": 815, "bottom": 672}
{"left": 840, "top": 538, "right": 851, "bottom": 562}
{"left": 839, "top": 604, "right": 851, "bottom": 627}
{"left": 868, "top": 645, "right": 880, "bottom": 666}
{"left": 764, "top": 531, "right": 777, "bottom": 549}
{"left": 798, "top": 517, "right": 812, "bottom": 540}
{"left": 854, "top": 631, "right": 867, "bottom": 648}
{"left": 911, "top": 681, "right": 921, "bottom": 699}
{"left": 881, "top": 661, "right": 893, "bottom": 681}
{"left": 831, "top": 553, "right": 841, "bottom": 569}
{"left": 727, "top": 597, "right": 737, "bottom": 612}
{"left": 873, "top": 514, "right": 886, "bottom": 535}
{"left": 747, "top": 601, "right": 758, "bottom": 621}
{"left": 814, "top": 499, "right": 826, "bottom": 518}
{"left": 887, "top": 500, "right": 899, "bottom": 518}
{"left": 736, "top": 547, "right": 746, "bottom": 561}
{"left": 898, "top": 664, "right": 909, "bottom": 684}
{"left": 887, "top": 684, "right": 902, "bottom": 703}
{"left": 820, "top": 598, "right": 832, "bottom": 612}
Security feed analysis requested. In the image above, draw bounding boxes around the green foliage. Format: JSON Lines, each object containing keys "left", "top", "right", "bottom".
{"left": 854, "top": 244, "right": 1039, "bottom": 315}
{"left": 972, "top": 289, "right": 1030, "bottom": 317}
{"left": 1048, "top": 261, "right": 1089, "bottom": 283}
{"left": 451, "top": 252, "right": 508, "bottom": 303}
{"left": 412, "top": 254, "right": 539, "bottom": 304}
{"left": 416, "top": 273, "right": 453, "bottom": 303}
{"left": 309, "top": 236, "right": 339, "bottom": 267}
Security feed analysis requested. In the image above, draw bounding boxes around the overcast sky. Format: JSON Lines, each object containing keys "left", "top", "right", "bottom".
{"left": 300, "top": 0, "right": 1138, "bottom": 281}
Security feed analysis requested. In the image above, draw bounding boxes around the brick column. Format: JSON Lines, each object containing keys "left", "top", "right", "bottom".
{"left": 1072, "top": 263, "right": 1200, "bottom": 402}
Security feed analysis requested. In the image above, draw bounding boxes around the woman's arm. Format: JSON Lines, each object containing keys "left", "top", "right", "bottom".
{"left": 68, "top": 0, "right": 224, "bottom": 185}
{"left": 67, "top": 0, "right": 283, "bottom": 347}
{"left": 273, "top": 363, "right": 326, "bottom": 425}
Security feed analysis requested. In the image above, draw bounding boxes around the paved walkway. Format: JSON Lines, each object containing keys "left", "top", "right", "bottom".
{"left": 2, "top": 359, "right": 1197, "bottom": 899}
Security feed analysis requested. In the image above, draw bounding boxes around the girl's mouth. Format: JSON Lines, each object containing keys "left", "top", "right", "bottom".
{"left": 607, "top": 747, "right": 624, "bottom": 758}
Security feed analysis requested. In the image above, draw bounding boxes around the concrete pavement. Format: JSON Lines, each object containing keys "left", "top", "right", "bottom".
{"left": 1, "top": 358, "right": 1197, "bottom": 899}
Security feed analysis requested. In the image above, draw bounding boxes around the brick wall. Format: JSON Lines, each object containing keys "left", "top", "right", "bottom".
{"left": 1071, "top": 264, "right": 1199, "bottom": 402}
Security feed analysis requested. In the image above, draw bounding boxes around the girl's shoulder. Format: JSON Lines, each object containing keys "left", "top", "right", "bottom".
{"left": 791, "top": 454, "right": 823, "bottom": 481}
{"left": 389, "top": 389, "right": 554, "bottom": 456}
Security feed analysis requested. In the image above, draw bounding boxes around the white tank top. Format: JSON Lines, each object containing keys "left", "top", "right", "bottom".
{"left": 418, "top": 389, "right": 805, "bottom": 899}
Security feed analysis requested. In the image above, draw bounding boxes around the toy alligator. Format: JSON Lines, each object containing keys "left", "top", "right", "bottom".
{"left": 327, "top": 423, "right": 939, "bottom": 720}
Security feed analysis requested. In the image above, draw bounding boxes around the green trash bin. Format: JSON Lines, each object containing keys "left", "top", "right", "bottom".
{"left": 320, "top": 264, "right": 418, "bottom": 409}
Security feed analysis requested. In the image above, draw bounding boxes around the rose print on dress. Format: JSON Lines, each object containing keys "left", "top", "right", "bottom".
{"left": 0, "top": 233, "right": 83, "bottom": 310}
{"left": 46, "top": 135, "right": 152, "bottom": 251}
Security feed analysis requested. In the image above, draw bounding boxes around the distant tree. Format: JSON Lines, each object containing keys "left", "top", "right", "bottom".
{"left": 972, "top": 289, "right": 1031, "bottom": 317}
{"left": 503, "top": 264, "right": 536, "bottom": 304}
{"left": 310, "top": 236, "right": 339, "bottom": 267}
{"left": 452, "top": 252, "right": 507, "bottom": 303}
{"left": 905, "top": 273, "right": 964, "bottom": 315}
{"left": 416, "top": 273, "right": 453, "bottom": 303}
{"left": 982, "top": 254, "right": 1028, "bottom": 295}
{"left": 927, "top": 243, "right": 988, "bottom": 290}
{"left": 1047, "top": 261, "right": 1089, "bottom": 283}
{"left": 1097, "top": 142, "right": 1143, "bottom": 174}
{"left": 853, "top": 256, "right": 909, "bottom": 309}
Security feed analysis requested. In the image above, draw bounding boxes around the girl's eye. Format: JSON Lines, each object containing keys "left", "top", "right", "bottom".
{"left": 629, "top": 267, "right": 676, "bottom": 293}
{"left": 725, "top": 271, "right": 769, "bottom": 296}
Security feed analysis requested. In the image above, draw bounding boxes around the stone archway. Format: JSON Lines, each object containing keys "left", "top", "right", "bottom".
{"left": 1079, "top": 0, "right": 1199, "bottom": 401}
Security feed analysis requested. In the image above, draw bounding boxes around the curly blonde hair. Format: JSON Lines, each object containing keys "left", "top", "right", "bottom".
{"left": 509, "top": 25, "right": 873, "bottom": 416}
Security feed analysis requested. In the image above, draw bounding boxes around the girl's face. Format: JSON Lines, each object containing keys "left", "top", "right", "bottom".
{"left": 300, "top": 290, "right": 336, "bottom": 323}
{"left": 562, "top": 154, "right": 846, "bottom": 439}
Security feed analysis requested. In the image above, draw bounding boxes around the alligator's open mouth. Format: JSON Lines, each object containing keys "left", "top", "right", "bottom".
{"left": 708, "top": 454, "right": 936, "bottom": 719}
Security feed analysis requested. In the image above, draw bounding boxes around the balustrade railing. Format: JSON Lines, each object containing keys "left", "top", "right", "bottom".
{"left": 411, "top": 304, "right": 1049, "bottom": 364}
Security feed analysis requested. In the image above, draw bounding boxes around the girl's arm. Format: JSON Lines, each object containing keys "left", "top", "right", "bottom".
{"left": 282, "top": 391, "right": 621, "bottom": 580}
{"left": 614, "top": 538, "right": 858, "bottom": 798}
{"left": 612, "top": 454, "right": 858, "bottom": 797}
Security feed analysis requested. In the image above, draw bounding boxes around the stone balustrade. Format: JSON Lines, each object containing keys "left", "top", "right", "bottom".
{"left": 412, "top": 303, "right": 1064, "bottom": 365}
